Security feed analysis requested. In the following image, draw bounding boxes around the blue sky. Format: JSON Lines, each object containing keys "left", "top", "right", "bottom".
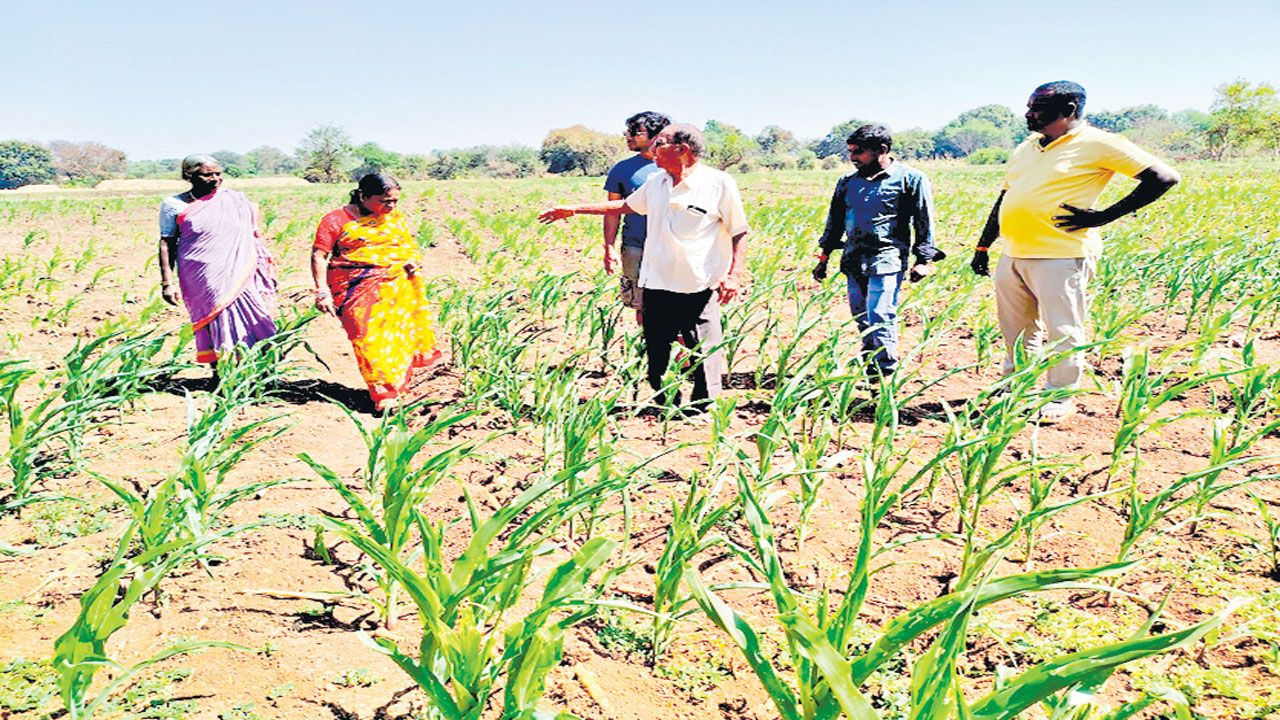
{"left": 3, "top": 0, "right": 1277, "bottom": 160}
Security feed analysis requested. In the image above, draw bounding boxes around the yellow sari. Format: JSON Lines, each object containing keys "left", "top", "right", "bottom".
{"left": 315, "top": 207, "right": 441, "bottom": 408}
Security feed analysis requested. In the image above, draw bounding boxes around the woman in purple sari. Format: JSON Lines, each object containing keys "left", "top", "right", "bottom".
{"left": 159, "top": 155, "right": 278, "bottom": 364}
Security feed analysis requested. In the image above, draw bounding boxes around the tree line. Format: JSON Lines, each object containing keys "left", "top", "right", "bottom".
{"left": 2, "top": 78, "right": 1277, "bottom": 190}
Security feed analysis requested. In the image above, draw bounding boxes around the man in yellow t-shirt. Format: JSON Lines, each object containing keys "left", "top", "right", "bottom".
{"left": 970, "top": 80, "right": 1180, "bottom": 421}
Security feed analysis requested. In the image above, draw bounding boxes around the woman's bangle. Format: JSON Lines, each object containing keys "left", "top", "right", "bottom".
{"left": 975, "top": 247, "right": 990, "bottom": 252}
{"left": 314, "top": 288, "right": 331, "bottom": 299}
{"left": 815, "top": 253, "right": 828, "bottom": 261}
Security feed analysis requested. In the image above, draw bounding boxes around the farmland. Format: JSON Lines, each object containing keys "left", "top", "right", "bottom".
{"left": 1, "top": 161, "right": 1279, "bottom": 720}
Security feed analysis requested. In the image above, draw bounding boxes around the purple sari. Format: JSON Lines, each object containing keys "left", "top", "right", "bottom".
{"left": 176, "top": 189, "right": 278, "bottom": 363}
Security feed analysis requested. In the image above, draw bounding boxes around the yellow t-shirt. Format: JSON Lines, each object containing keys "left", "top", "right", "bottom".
{"left": 999, "top": 125, "right": 1160, "bottom": 258}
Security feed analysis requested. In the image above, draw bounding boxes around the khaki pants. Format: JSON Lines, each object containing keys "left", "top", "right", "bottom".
{"left": 994, "top": 254, "right": 1095, "bottom": 390}
{"left": 619, "top": 246, "right": 644, "bottom": 310}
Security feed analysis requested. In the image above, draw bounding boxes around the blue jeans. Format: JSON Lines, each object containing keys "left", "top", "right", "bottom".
{"left": 847, "top": 271, "right": 904, "bottom": 374}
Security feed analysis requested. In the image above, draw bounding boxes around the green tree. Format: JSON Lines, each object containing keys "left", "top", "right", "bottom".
{"left": 1089, "top": 104, "right": 1169, "bottom": 134}
{"left": 126, "top": 158, "right": 180, "bottom": 179}
{"left": 0, "top": 141, "right": 55, "bottom": 189}
{"left": 966, "top": 147, "right": 1010, "bottom": 165}
{"left": 754, "top": 125, "right": 799, "bottom": 170}
{"left": 298, "top": 124, "right": 356, "bottom": 183}
{"left": 210, "top": 150, "right": 246, "bottom": 177}
{"left": 540, "top": 125, "right": 624, "bottom": 175}
{"left": 48, "top": 140, "right": 127, "bottom": 186}
{"left": 351, "top": 142, "right": 404, "bottom": 179}
{"left": 934, "top": 119, "right": 1007, "bottom": 157}
{"left": 244, "top": 146, "right": 297, "bottom": 176}
{"left": 951, "top": 104, "right": 1021, "bottom": 136}
{"left": 811, "top": 118, "right": 870, "bottom": 158}
{"left": 934, "top": 105, "right": 1024, "bottom": 157}
{"left": 1205, "top": 78, "right": 1280, "bottom": 160}
{"left": 755, "top": 125, "right": 798, "bottom": 155}
{"left": 703, "top": 120, "right": 753, "bottom": 170}
{"left": 893, "top": 129, "right": 936, "bottom": 160}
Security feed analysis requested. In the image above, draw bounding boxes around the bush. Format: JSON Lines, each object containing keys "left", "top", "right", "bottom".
{"left": 0, "top": 141, "right": 55, "bottom": 189}
{"left": 540, "top": 126, "right": 625, "bottom": 176}
{"left": 48, "top": 140, "right": 126, "bottom": 186}
{"left": 966, "top": 147, "right": 1010, "bottom": 165}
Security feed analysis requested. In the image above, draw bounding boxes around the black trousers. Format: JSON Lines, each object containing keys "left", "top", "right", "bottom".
{"left": 642, "top": 288, "right": 724, "bottom": 402}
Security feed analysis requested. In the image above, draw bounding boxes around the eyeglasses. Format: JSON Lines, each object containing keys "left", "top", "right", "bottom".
{"left": 651, "top": 137, "right": 680, "bottom": 148}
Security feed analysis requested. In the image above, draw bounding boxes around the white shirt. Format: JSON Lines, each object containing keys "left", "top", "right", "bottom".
{"left": 624, "top": 163, "right": 750, "bottom": 293}
{"left": 158, "top": 194, "right": 191, "bottom": 237}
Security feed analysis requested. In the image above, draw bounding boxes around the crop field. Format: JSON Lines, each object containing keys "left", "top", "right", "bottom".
{"left": 1, "top": 162, "right": 1279, "bottom": 720}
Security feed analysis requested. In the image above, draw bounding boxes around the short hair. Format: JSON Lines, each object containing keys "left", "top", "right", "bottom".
{"left": 1033, "top": 80, "right": 1087, "bottom": 117}
{"left": 350, "top": 172, "right": 401, "bottom": 205}
{"left": 846, "top": 124, "right": 893, "bottom": 152}
{"left": 664, "top": 123, "right": 705, "bottom": 157}
{"left": 181, "top": 154, "right": 220, "bottom": 181}
{"left": 626, "top": 111, "right": 672, "bottom": 138}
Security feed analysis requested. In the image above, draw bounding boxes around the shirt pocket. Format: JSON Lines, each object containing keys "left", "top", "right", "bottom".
{"left": 666, "top": 201, "right": 720, "bottom": 240}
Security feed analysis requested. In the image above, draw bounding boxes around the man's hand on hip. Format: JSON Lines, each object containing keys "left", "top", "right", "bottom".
{"left": 1053, "top": 203, "right": 1110, "bottom": 232}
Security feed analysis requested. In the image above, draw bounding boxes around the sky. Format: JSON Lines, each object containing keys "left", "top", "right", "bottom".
{"left": 3, "top": 0, "right": 1277, "bottom": 161}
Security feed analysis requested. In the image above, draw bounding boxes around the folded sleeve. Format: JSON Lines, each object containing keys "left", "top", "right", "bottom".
{"left": 313, "top": 209, "right": 347, "bottom": 253}
{"left": 625, "top": 174, "right": 653, "bottom": 215}
{"left": 718, "top": 174, "right": 750, "bottom": 237}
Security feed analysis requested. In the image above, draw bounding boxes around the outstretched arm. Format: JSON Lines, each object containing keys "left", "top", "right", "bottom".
{"left": 1053, "top": 162, "right": 1181, "bottom": 231}
{"left": 539, "top": 199, "right": 632, "bottom": 223}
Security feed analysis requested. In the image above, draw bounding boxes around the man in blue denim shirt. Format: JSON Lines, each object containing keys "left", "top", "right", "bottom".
{"left": 812, "top": 124, "right": 944, "bottom": 376}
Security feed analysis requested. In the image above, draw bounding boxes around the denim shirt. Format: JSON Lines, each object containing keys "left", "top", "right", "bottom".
{"left": 818, "top": 161, "right": 944, "bottom": 277}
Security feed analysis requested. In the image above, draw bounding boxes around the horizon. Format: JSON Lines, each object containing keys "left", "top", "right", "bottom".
{"left": 4, "top": 0, "right": 1277, "bottom": 161}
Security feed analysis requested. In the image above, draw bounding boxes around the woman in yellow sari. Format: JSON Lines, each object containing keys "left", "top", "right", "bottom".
{"left": 312, "top": 173, "right": 442, "bottom": 412}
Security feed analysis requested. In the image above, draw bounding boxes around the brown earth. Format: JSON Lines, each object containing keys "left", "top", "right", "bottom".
{"left": 0, "top": 170, "right": 1277, "bottom": 720}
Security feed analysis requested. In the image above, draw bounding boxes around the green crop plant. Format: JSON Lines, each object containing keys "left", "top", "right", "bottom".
{"left": 1188, "top": 415, "right": 1280, "bottom": 535}
{"left": 164, "top": 394, "right": 292, "bottom": 549}
{"left": 58, "top": 328, "right": 190, "bottom": 455}
{"left": 1234, "top": 490, "right": 1280, "bottom": 580}
{"left": 1108, "top": 346, "right": 1243, "bottom": 489}
{"left": 1219, "top": 339, "right": 1280, "bottom": 440}
{"left": 647, "top": 464, "right": 761, "bottom": 665}
{"left": 53, "top": 529, "right": 247, "bottom": 720}
{"left": 207, "top": 309, "right": 324, "bottom": 408}
{"left": 300, "top": 405, "right": 483, "bottom": 629}
{"left": 686, "top": 442, "right": 1246, "bottom": 720}
{"left": 94, "top": 473, "right": 183, "bottom": 560}
{"left": 321, "top": 465, "right": 629, "bottom": 720}
{"left": 1114, "top": 448, "right": 1272, "bottom": 568}
{"left": 0, "top": 361, "right": 109, "bottom": 511}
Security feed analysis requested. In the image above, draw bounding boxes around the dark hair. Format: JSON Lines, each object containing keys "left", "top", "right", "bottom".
{"left": 349, "top": 172, "right": 401, "bottom": 205}
{"left": 1033, "top": 80, "right": 1087, "bottom": 117}
{"left": 846, "top": 124, "right": 893, "bottom": 152}
{"left": 625, "top": 111, "right": 672, "bottom": 138}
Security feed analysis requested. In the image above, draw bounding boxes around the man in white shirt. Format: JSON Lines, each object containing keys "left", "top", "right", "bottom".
{"left": 539, "top": 123, "right": 750, "bottom": 410}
